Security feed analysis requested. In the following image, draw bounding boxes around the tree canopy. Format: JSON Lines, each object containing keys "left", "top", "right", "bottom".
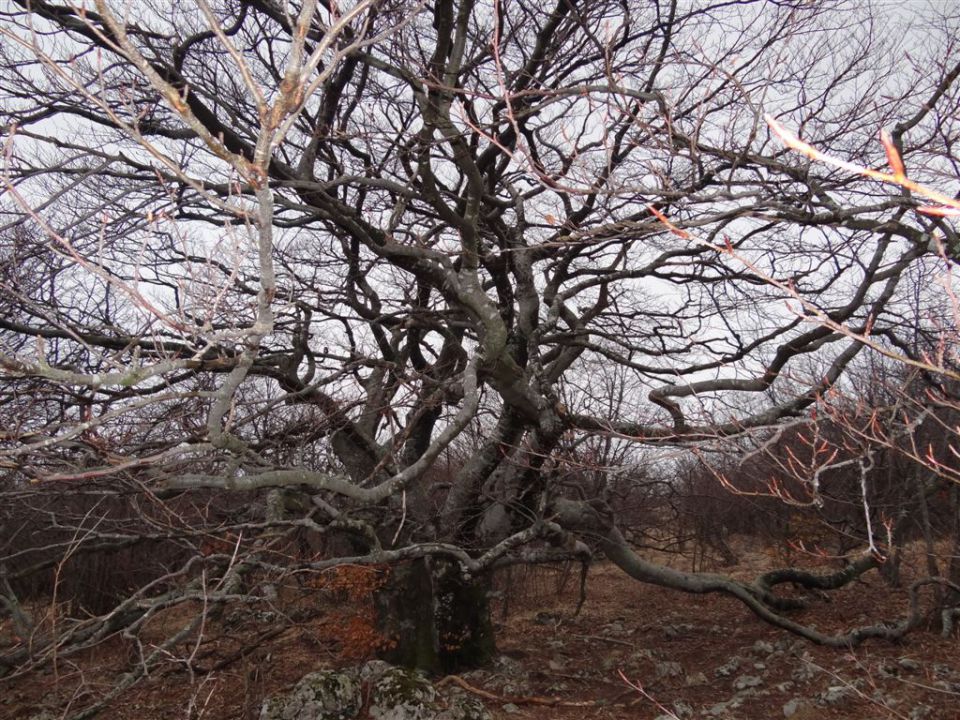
{"left": 2, "top": 0, "right": 960, "bottom": 706}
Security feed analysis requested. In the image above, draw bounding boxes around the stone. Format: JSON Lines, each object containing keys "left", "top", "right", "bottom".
{"left": 604, "top": 621, "right": 626, "bottom": 635}
{"left": 897, "top": 657, "right": 922, "bottom": 674}
{"left": 818, "top": 685, "right": 856, "bottom": 706}
{"left": 752, "top": 640, "right": 775, "bottom": 655}
{"left": 774, "top": 638, "right": 796, "bottom": 652}
{"left": 715, "top": 657, "right": 741, "bottom": 677}
{"left": 791, "top": 660, "right": 818, "bottom": 683}
{"left": 932, "top": 663, "right": 956, "bottom": 679}
{"left": 654, "top": 660, "right": 684, "bottom": 679}
{"left": 436, "top": 693, "right": 490, "bottom": 720}
{"left": 664, "top": 623, "right": 696, "bottom": 638}
{"left": 782, "top": 699, "right": 801, "bottom": 717}
{"left": 368, "top": 667, "right": 436, "bottom": 720}
{"left": 871, "top": 690, "right": 897, "bottom": 708}
{"left": 260, "top": 670, "right": 361, "bottom": 720}
{"left": 501, "top": 703, "right": 520, "bottom": 714}
{"left": 707, "top": 702, "right": 730, "bottom": 717}
{"left": 877, "top": 661, "right": 898, "bottom": 679}
{"left": 782, "top": 699, "right": 817, "bottom": 720}
{"left": 708, "top": 694, "right": 748, "bottom": 717}
{"left": 733, "top": 675, "right": 763, "bottom": 691}
{"left": 685, "top": 671, "right": 708, "bottom": 687}
{"left": 360, "top": 661, "right": 394, "bottom": 681}
{"left": 260, "top": 664, "right": 491, "bottom": 720}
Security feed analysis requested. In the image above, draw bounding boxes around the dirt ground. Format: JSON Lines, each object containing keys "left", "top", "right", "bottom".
{"left": 3, "top": 541, "right": 959, "bottom": 720}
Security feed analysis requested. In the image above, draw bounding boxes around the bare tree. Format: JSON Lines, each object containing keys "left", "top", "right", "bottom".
{"left": 2, "top": 0, "right": 960, "bottom": 711}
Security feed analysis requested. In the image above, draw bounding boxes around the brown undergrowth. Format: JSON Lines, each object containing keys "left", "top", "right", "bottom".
{"left": 2, "top": 537, "right": 958, "bottom": 719}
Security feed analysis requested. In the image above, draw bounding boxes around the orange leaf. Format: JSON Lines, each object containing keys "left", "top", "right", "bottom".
{"left": 918, "top": 205, "right": 960, "bottom": 217}
{"left": 647, "top": 204, "right": 691, "bottom": 239}
{"left": 880, "top": 129, "right": 906, "bottom": 181}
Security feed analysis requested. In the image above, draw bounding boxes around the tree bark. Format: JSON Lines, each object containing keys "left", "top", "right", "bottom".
{"left": 375, "top": 557, "right": 495, "bottom": 674}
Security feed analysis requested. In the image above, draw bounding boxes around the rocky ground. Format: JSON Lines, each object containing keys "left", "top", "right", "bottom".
{"left": 4, "top": 544, "right": 959, "bottom": 719}
{"left": 458, "top": 561, "right": 960, "bottom": 720}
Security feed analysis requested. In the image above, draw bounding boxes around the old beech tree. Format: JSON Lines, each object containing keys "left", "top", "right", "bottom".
{"left": 2, "top": 0, "right": 960, "bottom": 689}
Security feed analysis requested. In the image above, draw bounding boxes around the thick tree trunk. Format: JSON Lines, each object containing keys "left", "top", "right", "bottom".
{"left": 375, "top": 557, "right": 495, "bottom": 674}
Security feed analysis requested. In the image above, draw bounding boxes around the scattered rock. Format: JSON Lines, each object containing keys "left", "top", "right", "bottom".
{"left": 706, "top": 694, "right": 746, "bottom": 717}
{"left": 910, "top": 704, "right": 934, "bottom": 720}
{"left": 818, "top": 684, "right": 856, "bottom": 706}
{"left": 791, "top": 657, "right": 819, "bottom": 683}
{"left": 871, "top": 690, "right": 897, "bottom": 708}
{"left": 715, "top": 657, "right": 741, "bottom": 678}
{"left": 932, "top": 663, "right": 956, "bottom": 680}
{"left": 501, "top": 703, "right": 519, "bottom": 715}
{"left": 671, "top": 700, "right": 694, "bottom": 718}
{"left": 775, "top": 638, "right": 797, "bottom": 652}
{"left": 782, "top": 699, "right": 817, "bottom": 719}
{"left": 877, "top": 661, "right": 899, "bottom": 679}
{"left": 685, "top": 671, "right": 708, "bottom": 687}
{"left": 933, "top": 679, "right": 960, "bottom": 693}
{"left": 782, "top": 699, "right": 803, "bottom": 717}
{"left": 752, "top": 640, "right": 775, "bottom": 655}
{"left": 655, "top": 660, "right": 684, "bottom": 679}
{"left": 603, "top": 621, "right": 626, "bottom": 635}
{"left": 663, "top": 623, "right": 696, "bottom": 638}
{"left": 707, "top": 701, "right": 731, "bottom": 717}
{"left": 897, "top": 657, "right": 922, "bottom": 674}
{"left": 533, "top": 611, "right": 560, "bottom": 625}
{"left": 600, "top": 655, "right": 620, "bottom": 671}
{"left": 733, "top": 675, "right": 763, "bottom": 691}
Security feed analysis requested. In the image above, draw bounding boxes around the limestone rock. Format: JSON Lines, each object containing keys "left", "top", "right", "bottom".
{"left": 260, "top": 663, "right": 490, "bottom": 720}
{"left": 897, "top": 657, "right": 921, "bottom": 674}
{"left": 782, "top": 699, "right": 817, "bottom": 719}
{"left": 733, "top": 674, "right": 762, "bottom": 691}
{"left": 369, "top": 667, "right": 436, "bottom": 720}
{"left": 654, "top": 660, "right": 684, "bottom": 679}
{"left": 752, "top": 640, "right": 775, "bottom": 656}
{"left": 715, "top": 657, "right": 741, "bottom": 678}
{"left": 817, "top": 684, "right": 856, "bottom": 706}
{"left": 260, "top": 670, "right": 361, "bottom": 720}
